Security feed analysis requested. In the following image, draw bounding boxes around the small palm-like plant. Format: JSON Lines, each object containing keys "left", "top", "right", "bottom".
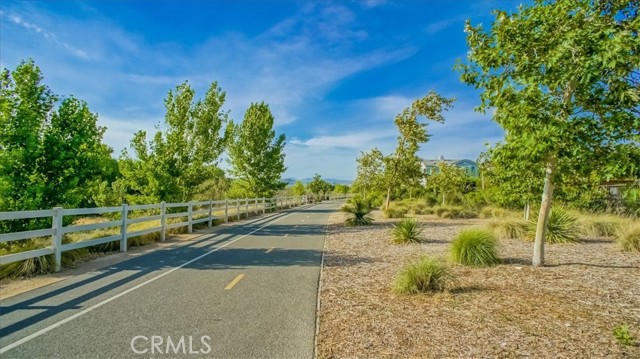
{"left": 393, "top": 257, "right": 455, "bottom": 294}
{"left": 527, "top": 207, "right": 579, "bottom": 244}
{"left": 450, "top": 228, "right": 501, "bottom": 266}
{"left": 391, "top": 218, "right": 424, "bottom": 244}
{"left": 341, "top": 198, "right": 373, "bottom": 226}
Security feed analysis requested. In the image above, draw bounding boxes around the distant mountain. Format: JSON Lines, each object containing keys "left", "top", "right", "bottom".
{"left": 282, "top": 177, "right": 352, "bottom": 185}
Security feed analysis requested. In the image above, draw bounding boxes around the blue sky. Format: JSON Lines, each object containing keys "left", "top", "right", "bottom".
{"left": 0, "top": 0, "right": 521, "bottom": 180}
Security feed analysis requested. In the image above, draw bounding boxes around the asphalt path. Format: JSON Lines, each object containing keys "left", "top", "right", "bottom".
{"left": 0, "top": 201, "right": 342, "bottom": 359}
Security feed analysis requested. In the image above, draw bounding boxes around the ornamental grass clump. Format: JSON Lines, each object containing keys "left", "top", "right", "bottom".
{"left": 487, "top": 218, "right": 528, "bottom": 240}
{"left": 384, "top": 207, "right": 407, "bottom": 219}
{"left": 391, "top": 218, "right": 424, "bottom": 244}
{"left": 341, "top": 198, "right": 373, "bottom": 226}
{"left": 527, "top": 206, "right": 580, "bottom": 244}
{"left": 578, "top": 214, "right": 623, "bottom": 238}
{"left": 615, "top": 222, "right": 640, "bottom": 252}
{"left": 393, "top": 257, "right": 455, "bottom": 294}
{"left": 450, "top": 228, "right": 500, "bottom": 266}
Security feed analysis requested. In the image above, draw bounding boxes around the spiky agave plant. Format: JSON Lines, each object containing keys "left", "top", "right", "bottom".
{"left": 391, "top": 218, "right": 424, "bottom": 244}
{"left": 341, "top": 198, "right": 373, "bottom": 226}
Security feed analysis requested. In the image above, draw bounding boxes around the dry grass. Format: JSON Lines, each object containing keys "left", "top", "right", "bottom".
{"left": 317, "top": 210, "right": 640, "bottom": 358}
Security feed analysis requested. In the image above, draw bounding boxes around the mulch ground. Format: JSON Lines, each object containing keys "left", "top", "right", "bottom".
{"left": 317, "top": 211, "right": 640, "bottom": 358}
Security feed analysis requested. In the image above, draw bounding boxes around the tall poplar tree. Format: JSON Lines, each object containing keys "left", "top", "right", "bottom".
{"left": 227, "top": 102, "right": 286, "bottom": 198}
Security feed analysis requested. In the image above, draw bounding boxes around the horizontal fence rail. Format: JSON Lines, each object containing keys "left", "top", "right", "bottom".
{"left": 0, "top": 195, "right": 346, "bottom": 271}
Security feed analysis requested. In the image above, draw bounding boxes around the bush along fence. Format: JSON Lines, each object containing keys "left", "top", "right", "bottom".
{"left": 0, "top": 195, "right": 321, "bottom": 272}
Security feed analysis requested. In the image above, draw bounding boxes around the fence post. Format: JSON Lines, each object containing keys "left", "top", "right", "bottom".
{"left": 160, "top": 201, "right": 166, "bottom": 242}
{"left": 262, "top": 198, "right": 266, "bottom": 214}
{"left": 236, "top": 199, "right": 240, "bottom": 220}
{"left": 121, "top": 204, "right": 128, "bottom": 252}
{"left": 224, "top": 199, "right": 229, "bottom": 223}
{"left": 254, "top": 198, "right": 258, "bottom": 214}
{"left": 245, "top": 199, "right": 249, "bottom": 218}
{"left": 208, "top": 200, "right": 213, "bottom": 228}
{"left": 52, "top": 207, "right": 63, "bottom": 272}
{"left": 188, "top": 201, "right": 193, "bottom": 233}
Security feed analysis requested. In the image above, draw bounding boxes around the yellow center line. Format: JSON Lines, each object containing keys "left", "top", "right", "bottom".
{"left": 224, "top": 274, "right": 245, "bottom": 290}
{"left": 265, "top": 247, "right": 274, "bottom": 254}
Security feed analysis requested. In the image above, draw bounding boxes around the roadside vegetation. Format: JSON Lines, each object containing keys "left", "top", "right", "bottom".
{"left": 320, "top": 0, "right": 639, "bottom": 357}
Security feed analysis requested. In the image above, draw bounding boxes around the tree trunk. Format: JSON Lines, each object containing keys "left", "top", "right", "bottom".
{"left": 442, "top": 193, "right": 446, "bottom": 206}
{"left": 385, "top": 187, "right": 391, "bottom": 210}
{"left": 532, "top": 158, "right": 556, "bottom": 267}
{"left": 524, "top": 201, "right": 530, "bottom": 221}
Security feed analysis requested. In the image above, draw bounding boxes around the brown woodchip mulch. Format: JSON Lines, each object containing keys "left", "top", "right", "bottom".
{"left": 317, "top": 211, "right": 640, "bottom": 358}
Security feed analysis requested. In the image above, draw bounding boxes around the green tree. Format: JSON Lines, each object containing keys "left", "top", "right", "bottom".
{"left": 384, "top": 91, "right": 455, "bottom": 209}
{"left": 353, "top": 148, "right": 385, "bottom": 198}
{"left": 227, "top": 102, "right": 287, "bottom": 198}
{"left": 1, "top": 60, "right": 115, "bottom": 215}
{"left": 458, "top": 0, "right": 640, "bottom": 266}
{"left": 291, "top": 180, "right": 306, "bottom": 196}
{"left": 426, "top": 162, "right": 468, "bottom": 206}
{"left": 307, "top": 174, "right": 329, "bottom": 201}
{"left": 334, "top": 184, "right": 350, "bottom": 195}
{"left": 0, "top": 60, "right": 56, "bottom": 213}
{"left": 39, "top": 97, "right": 116, "bottom": 208}
{"left": 120, "top": 81, "right": 230, "bottom": 203}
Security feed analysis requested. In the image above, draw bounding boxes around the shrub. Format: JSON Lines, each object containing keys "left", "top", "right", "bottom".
{"left": 435, "top": 206, "right": 477, "bottom": 219}
{"left": 487, "top": 218, "right": 528, "bottom": 240}
{"left": 613, "top": 324, "right": 635, "bottom": 346}
{"left": 479, "top": 206, "right": 513, "bottom": 219}
{"left": 434, "top": 206, "right": 449, "bottom": 217}
{"left": 527, "top": 207, "right": 579, "bottom": 244}
{"left": 450, "top": 229, "right": 500, "bottom": 266}
{"left": 422, "top": 207, "right": 435, "bottom": 215}
{"left": 342, "top": 198, "right": 373, "bottom": 226}
{"left": 578, "top": 215, "right": 623, "bottom": 238}
{"left": 393, "top": 257, "right": 455, "bottom": 294}
{"left": 615, "top": 223, "right": 640, "bottom": 252}
{"left": 424, "top": 195, "right": 438, "bottom": 206}
{"left": 391, "top": 218, "right": 424, "bottom": 244}
{"left": 385, "top": 207, "right": 407, "bottom": 219}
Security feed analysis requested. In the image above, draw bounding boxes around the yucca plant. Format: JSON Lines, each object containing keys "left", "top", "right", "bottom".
{"left": 391, "top": 218, "right": 424, "bottom": 244}
{"left": 393, "top": 257, "right": 455, "bottom": 294}
{"left": 615, "top": 223, "right": 640, "bottom": 252}
{"left": 341, "top": 198, "right": 373, "bottom": 226}
{"left": 450, "top": 228, "right": 500, "bottom": 266}
{"left": 527, "top": 207, "right": 579, "bottom": 244}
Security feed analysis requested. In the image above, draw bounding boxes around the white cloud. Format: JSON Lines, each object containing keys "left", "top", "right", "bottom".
{"left": 3, "top": 12, "right": 89, "bottom": 59}
{"left": 290, "top": 130, "right": 394, "bottom": 149}
{"left": 425, "top": 15, "right": 468, "bottom": 35}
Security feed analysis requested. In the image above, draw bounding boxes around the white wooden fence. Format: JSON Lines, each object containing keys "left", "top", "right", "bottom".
{"left": 0, "top": 196, "right": 311, "bottom": 272}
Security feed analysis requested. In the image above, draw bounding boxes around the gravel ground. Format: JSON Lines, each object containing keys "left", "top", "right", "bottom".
{"left": 317, "top": 210, "right": 640, "bottom": 358}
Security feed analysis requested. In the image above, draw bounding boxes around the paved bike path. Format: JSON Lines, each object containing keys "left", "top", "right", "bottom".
{"left": 0, "top": 201, "right": 340, "bottom": 358}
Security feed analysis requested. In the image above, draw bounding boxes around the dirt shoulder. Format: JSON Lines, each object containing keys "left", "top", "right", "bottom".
{"left": 317, "top": 211, "right": 640, "bottom": 358}
{"left": 0, "top": 231, "right": 210, "bottom": 300}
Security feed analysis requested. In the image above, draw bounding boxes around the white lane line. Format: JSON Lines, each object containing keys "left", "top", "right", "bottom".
{"left": 0, "top": 211, "right": 296, "bottom": 355}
